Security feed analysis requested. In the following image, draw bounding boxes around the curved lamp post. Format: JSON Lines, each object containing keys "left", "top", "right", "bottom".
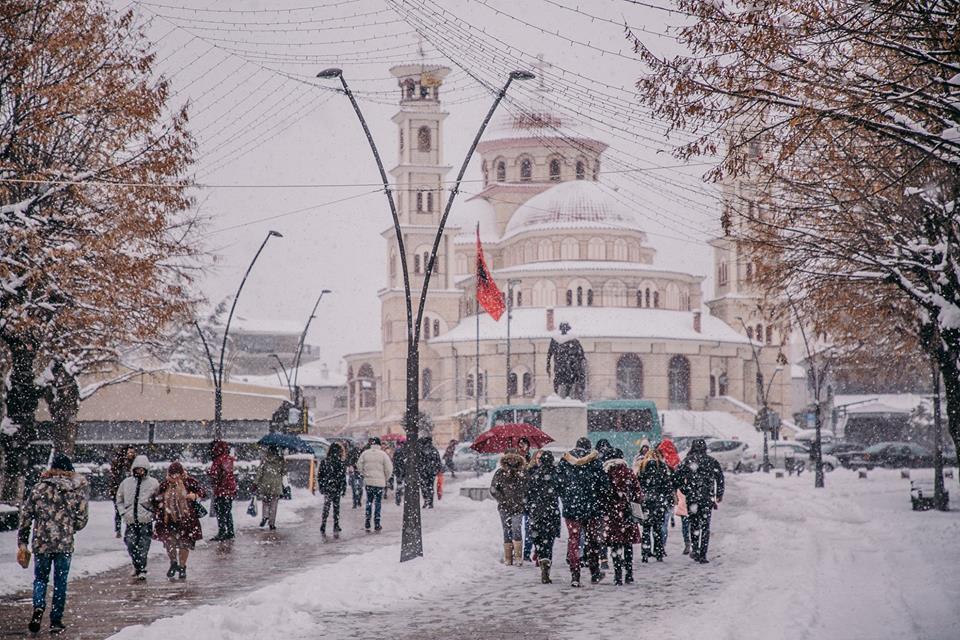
{"left": 291, "top": 288, "right": 333, "bottom": 398}
{"left": 317, "top": 67, "right": 533, "bottom": 561}
{"left": 736, "top": 315, "right": 779, "bottom": 473}
{"left": 195, "top": 229, "right": 283, "bottom": 439}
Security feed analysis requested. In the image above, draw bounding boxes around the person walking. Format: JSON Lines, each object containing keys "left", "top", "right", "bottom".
{"left": 346, "top": 443, "right": 364, "bottom": 509}
{"left": 207, "top": 440, "right": 238, "bottom": 542}
{"left": 601, "top": 448, "right": 642, "bottom": 585}
{"left": 657, "top": 438, "right": 683, "bottom": 552}
{"left": 152, "top": 462, "right": 206, "bottom": 580}
{"left": 635, "top": 442, "right": 673, "bottom": 562}
{"left": 673, "top": 439, "right": 725, "bottom": 563}
{"left": 417, "top": 436, "right": 442, "bottom": 509}
{"left": 254, "top": 446, "right": 287, "bottom": 531}
{"left": 316, "top": 442, "right": 347, "bottom": 537}
{"left": 525, "top": 450, "right": 561, "bottom": 583}
{"left": 556, "top": 437, "right": 608, "bottom": 587}
{"left": 357, "top": 437, "right": 393, "bottom": 532}
{"left": 443, "top": 439, "right": 458, "bottom": 478}
{"left": 114, "top": 454, "right": 159, "bottom": 580}
{"left": 489, "top": 449, "right": 527, "bottom": 566}
{"left": 18, "top": 454, "right": 88, "bottom": 634}
{"left": 109, "top": 446, "right": 136, "bottom": 539}
{"left": 392, "top": 441, "right": 406, "bottom": 506}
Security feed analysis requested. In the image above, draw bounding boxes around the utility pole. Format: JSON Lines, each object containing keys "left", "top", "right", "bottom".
{"left": 505, "top": 278, "right": 521, "bottom": 404}
{"left": 932, "top": 360, "right": 947, "bottom": 510}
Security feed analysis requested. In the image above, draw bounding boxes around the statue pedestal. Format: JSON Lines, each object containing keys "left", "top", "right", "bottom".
{"left": 541, "top": 395, "right": 587, "bottom": 451}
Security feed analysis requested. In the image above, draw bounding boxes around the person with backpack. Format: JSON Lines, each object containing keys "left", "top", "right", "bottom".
{"left": 525, "top": 450, "right": 561, "bottom": 583}
{"left": 556, "top": 437, "right": 608, "bottom": 587}
{"left": 635, "top": 441, "right": 674, "bottom": 562}
{"left": 207, "top": 440, "right": 238, "bottom": 541}
{"left": 673, "top": 439, "right": 725, "bottom": 563}
{"left": 19, "top": 454, "right": 89, "bottom": 634}
{"left": 489, "top": 449, "right": 527, "bottom": 566}
{"left": 114, "top": 454, "right": 159, "bottom": 579}
{"left": 316, "top": 442, "right": 347, "bottom": 537}
{"left": 601, "top": 448, "right": 642, "bottom": 585}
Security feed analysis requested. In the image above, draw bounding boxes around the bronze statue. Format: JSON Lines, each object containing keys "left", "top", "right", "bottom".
{"left": 546, "top": 322, "right": 586, "bottom": 399}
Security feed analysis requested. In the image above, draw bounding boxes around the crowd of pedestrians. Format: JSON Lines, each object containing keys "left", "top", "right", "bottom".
{"left": 489, "top": 436, "right": 724, "bottom": 586}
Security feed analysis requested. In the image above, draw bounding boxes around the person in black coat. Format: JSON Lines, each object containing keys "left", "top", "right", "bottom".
{"left": 673, "top": 439, "right": 725, "bottom": 563}
{"left": 525, "top": 450, "right": 561, "bottom": 584}
{"left": 392, "top": 442, "right": 406, "bottom": 506}
{"left": 316, "top": 443, "right": 347, "bottom": 537}
{"left": 345, "top": 443, "right": 364, "bottom": 509}
{"left": 556, "top": 437, "right": 609, "bottom": 587}
{"left": 417, "top": 437, "right": 442, "bottom": 509}
{"left": 636, "top": 447, "right": 674, "bottom": 562}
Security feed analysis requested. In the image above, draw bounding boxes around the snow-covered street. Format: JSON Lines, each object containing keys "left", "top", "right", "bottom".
{"left": 75, "top": 470, "right": 959, "bottom": 640}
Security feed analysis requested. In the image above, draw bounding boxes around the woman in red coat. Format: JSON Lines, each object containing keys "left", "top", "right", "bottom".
{"left": 207, "top": 440, "right": 238, "bottom": 542}
{"left": 152, "top": 462, "right": 206, "bottom": 580}
{"left": 602, "top": 448, "right": 643, "bottom": 586}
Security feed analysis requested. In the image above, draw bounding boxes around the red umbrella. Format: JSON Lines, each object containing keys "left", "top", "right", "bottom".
{"left": 381, "top": 433, "right": 407, "bottom": 443}
{"left": 471, "top": 423, "right": 554, "bottom": 454}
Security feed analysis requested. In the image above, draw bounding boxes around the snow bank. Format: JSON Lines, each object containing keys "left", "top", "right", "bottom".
{"left": 109, "top": 495, "right": 502, "bottom": 640}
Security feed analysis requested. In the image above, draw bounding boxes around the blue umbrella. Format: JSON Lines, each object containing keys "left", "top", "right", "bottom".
{"left": 257, "top": 432, "right": 314, "bottom": 454}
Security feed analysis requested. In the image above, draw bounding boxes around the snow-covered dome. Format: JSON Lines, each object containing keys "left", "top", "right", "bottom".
{"left": 503, "top": 180, "right": 641, "bottom": 238}
{"left": 481, "top": 99, "right": 606, "bottom": 150}
{"left": 450, "top": 196, "right": 498, "bottom": 241}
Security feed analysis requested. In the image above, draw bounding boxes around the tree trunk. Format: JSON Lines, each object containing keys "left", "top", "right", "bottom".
{"left": 938, "top": 347, "right": 960, "bottom": 486}
{"left": 44, "top": 362, "right": 80, "bottom": 459}
{"left": 400, "top": 345, "right": 422, "bottom": 562}
{"left": 0, "top": 336, "right": 43, "bottom": 502}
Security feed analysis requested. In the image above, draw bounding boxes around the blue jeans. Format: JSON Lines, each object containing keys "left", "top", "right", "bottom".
{"left": 365, "top": 486, "right": 383, "bottom": 528}
{"left": 33, "top": 553, "right": 72, "bottom": 622}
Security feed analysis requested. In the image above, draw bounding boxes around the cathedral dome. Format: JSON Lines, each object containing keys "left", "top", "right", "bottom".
{"left": 503, "top": 180, "right": 641, "bottom": 239}
{"left": 450, "top": 195, "right": 498, "bottom": 241}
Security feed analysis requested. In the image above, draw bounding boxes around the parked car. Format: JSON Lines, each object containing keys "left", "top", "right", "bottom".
{"left": 672, "top": 435, "right": 716, "bottom": 454}
{"left": 845, "top": 442, "right": 934, "bottom": 470}
{"left": 743, "top": 442, "right": 840, "bottom": 472}
{"left": 451, "top": 442, "right": 499, "bottom": 474}
{"left": 704, "top": 439, "right": 751, "bottom": 471}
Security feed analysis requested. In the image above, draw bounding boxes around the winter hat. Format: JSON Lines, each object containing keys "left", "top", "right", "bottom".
{"left": 575, "top": 437, "right": 592, "bottom": 450}
{"left": 690, "top": 439, "right": 708, "bottom": 454}
{"left": 538, "top": 450, "right": 555, "bottom": 467}
{"left": 369, "top": 437, "right": 381, "bottom": 446}
{"left": 657, "top": 439, "right": 681, "bottom": 469}
{"left": 131, "top": 455, "right": 150, "bottom": 471}
{"left": 50, "top": 454, "right": 74, "bottom": 472}
{"left": 167, "top": 461, "right": 185, "bottom": 476}
{"left": 595, "top": 439, "right": 612, "bottom": 453}
{"left": 638, "top": 438, "right": 651, "bottom": 451}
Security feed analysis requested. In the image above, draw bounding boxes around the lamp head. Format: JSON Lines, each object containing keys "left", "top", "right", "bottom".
{"left": 316, "top": 68, "right": 343, "bottom": 79}
{"left": 321, "top": 289, "right": 333, "bottom": 294}
{"left": 268, "top": 230, "right": 283, "bottom": 238}
{"left": 509, "top": 70, "right": 536, "bottom": 81}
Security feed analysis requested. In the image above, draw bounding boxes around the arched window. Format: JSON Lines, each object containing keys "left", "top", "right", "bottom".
{"left": 404, "top": 79, "right": 415, "bottom": 99}
{"left": 482, "top": 161, "right": 488, "bottom": 186}
{"left": 537, "top": 239, "right": 553, "bottom": 261}
{"left": 588, "top": 238, "right": 605, "bottom": 260}
{"left": 466, "top": 374, "right": 475, "bottom": 398}
{"left": 433, "top": 319, "right": 440, "bottom": 336}
{"left": 613, "top": 239, "right": 628, "bottom": 261}
{"left": 522, "top": 372, "right": 534, "bottom": 396}
{"left": 765, "top": 325, "right": 773, "bottom": 345}
{"left": 496, "top": 160, "right": 506, "bottom": 182}
{"left": 587, "top": 289, "right": 594, "bottom": 306}
{"left": 400, "top": 129, "right": 405, "bottom": 151}
{"left": 603, "top": 280, "right": 627, "bottom": 307}
{"left": 427, "top": 192, "right": 434, "bottom": 212}
{"left": 358, "top": 363, "right": 377, "bottom": 408}
{"left": 549, "top": 158, "right": 561, "bottom": 181}
{"left": 653, "top": 291, "right": 660, "bottom": 308}
{"left": 746, "top": 326, "right": 754, "bottom": 340}
{"left": 636, "top": 289, "right": 643, "bottom": 307}
{"left": 424, "top": 317, "right": 431, "bottom": 339}
{"left": 560, "top": 238, "right": 579, "bottom": 260}
{"left": 422, "top": 368, "right": 433, "bottom": 399}
{"left": 755, "top": 324, "right": 763, "bottom": 341}
{"left": 668, "top": 355, "right": 691, "bottom": 409}
{"left": 533, "top": 280, "right": 557, "bottom": 307}
{"left": 416, "top": 191, "right": 424, "bottom": 212}
{"left": 616, "top": 354, "right": 644, "bottom": 398}
{"left": 520, "top": 158, "right": 533, "bottom": 182}
{"left": 424, "top": 251, "right": 432, "bottom": 274}
{"left": 575, "top": 160, "right": 586, "bottom": 180}
{"left": 507, "top": 372, "right": 518, "bottom": 397}
{"left": 566, "top": 289, "right": 573, "bottom": 306}
{"left": 417, "top": 126, "right": 431, "bottom": 152}
{"left": 645, "top": 288, "right": 651, "bottom": 307}
{"left": 577, "top": 286, "right": 584, "bottom": 306}
{"left": 414, "top": 253, "right": 422, "bottom": 274}
{"left": 710, "top": 374, "right": 717, "bottom": 398}
{"left": 389, "top": 250, "right": 397, "bottom": 280}
{"left": 665, "top": 283, "right": 680, "bottom": 309}
{"left": 477, "top": 372, "right": 485, "bottom": 398}
{"left": 384, "top": 318, "right": 393, "bottom": 342}
{"left": 745, "top": 262, "right": 753, "bottom": 281}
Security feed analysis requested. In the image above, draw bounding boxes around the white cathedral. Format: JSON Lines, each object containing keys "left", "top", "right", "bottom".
{"left": 341, "top": 64, "right": 791, "bottom": 443}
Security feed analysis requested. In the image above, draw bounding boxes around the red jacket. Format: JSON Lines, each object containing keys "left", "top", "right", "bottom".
{"left": 208, "top": 441, "right": 238, "bottom": 498}
{"left": 152, "top": 475, "right": 207, "bottom": 543}
{"left": 601, "top": 458, "right": 642, "bottom": 545}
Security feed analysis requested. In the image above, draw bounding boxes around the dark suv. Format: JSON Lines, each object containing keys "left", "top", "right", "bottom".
{"left": 846, "top": 442, "right": 933, "bottom": 470}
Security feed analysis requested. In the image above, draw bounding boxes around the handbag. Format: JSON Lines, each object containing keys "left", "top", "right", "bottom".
{"left": 246, "top": 497, "right": 258, "bottom": 517}
{"left": 16, "top": 546, "right": 31, "bottom": 569}
{"left": 281, "top": 485, "right": 292, "bottom": 501}
{"left": 193, "top": 501, "right": 208, "bottom": 518}
{"left": 628, "top": 501, "right": 647, "bottom": 524}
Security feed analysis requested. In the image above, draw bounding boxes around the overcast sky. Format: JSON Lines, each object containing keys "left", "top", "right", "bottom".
{"left": 125, "top": 0, "right": 720, "bottom": 371}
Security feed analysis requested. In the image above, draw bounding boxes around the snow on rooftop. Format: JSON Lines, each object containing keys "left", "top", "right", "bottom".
{"left": 834, "top": 393, "right": 929, "bottom": 415}
{"left": 431, "top": 307, "right": 750, "bottom": 345}
{"left": 237, "top": 360, "right": 346, "bottom": 389}
{"left": 503, "top": 180, "right": 642, "bottom": 239}
{"left": 232, "top": 315, "right": 305, "bottom": 335}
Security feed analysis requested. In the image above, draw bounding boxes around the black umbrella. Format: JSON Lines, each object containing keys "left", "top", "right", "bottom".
{"left": 257, "top": 432, "right": 314, "bottom": 454}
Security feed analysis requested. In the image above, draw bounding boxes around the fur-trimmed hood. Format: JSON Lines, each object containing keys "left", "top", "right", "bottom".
{"left": 602, "top": 457, "right": 628, "bottom": 473}
{"left": 499, "top": 451, "right": 527, "bottom": 470}
{"left": 562, "top": 449, "right": 598, "bottom": 466}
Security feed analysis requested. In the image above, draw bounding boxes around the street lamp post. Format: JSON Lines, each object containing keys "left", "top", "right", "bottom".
{"left": 317, "top": 67, "right": 534, "bottom": 561}
{"left": 505, "top": 279, "right": 521, "bottom": 404}
{"left": 270, "top": 353, "right": 292, "bottom": 397}
{"left": 736, "top": 316, "right": 775, "bottom": 472}
{"left": 194, "top": 229, "right": 282, "bottom": 440}
{"left": 291, "top": 289, "right": 333, "bottom": 400}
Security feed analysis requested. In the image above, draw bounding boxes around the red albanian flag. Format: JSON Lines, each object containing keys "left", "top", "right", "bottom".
{"left": 475, "top": 226, "right": 505, "bottom": 321}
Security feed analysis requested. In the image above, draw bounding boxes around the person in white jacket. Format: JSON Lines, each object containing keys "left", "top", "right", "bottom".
{"left": 356, "top": 438, "right": 393, "bottom": 532}
{"left": 114, "top": 455, "right": 159, "bottom": 580}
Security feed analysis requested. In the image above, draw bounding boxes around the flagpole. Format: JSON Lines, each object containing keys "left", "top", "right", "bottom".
{"left": 475, "top": 222, "right": 481, "bottom": 436}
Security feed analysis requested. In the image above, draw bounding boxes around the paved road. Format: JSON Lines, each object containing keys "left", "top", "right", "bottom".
{"left": 0, "top": 492, "right": 458, "bottom": 639}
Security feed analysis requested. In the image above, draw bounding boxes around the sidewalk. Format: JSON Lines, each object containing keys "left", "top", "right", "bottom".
{"left": 0, "top": 491, "right": 453, "bottom": 639}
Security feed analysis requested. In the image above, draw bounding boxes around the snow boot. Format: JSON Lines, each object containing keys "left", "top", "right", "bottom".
{"left": 624, "top": 562, "right": 634, "bottom": 584}
{"left": 503, "top": 543, "right": 514, "bottom": 566}
{"left": 28, "top": 607, "right": 43, "bottom": 633}
{"left": 613, "top": 557, "right": 623, "bottom": 586}
{"left": 539, "top": 559, "right": 552, "bottom": 584}
{"left": 570, "top": 567, "right": 581, "bottom": 588}
{"left": 166, "top": 561, "right": 178, "bottom": 579}
{"left": 512, "top": 541, "right": 524, "bottom": 567}
{"left": 49, "top": 620, "right": 65, "bottom": 635}
{"left": 259, "top": 517, "right": 267, "bottom": 528}
{"left": 682, "top": 542, "right": 691, "bottom": 555}
{"left": 320, "top": 526, "right": 326, "bottom": 537}
{"left": 589, "top": 562, "right": 605, "bottom": 584}
{"left": 177, "top": 565, "right": 187, "bottom": 580}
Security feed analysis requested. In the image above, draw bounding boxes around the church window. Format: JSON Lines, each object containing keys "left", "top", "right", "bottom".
{"left": 422, "top": 368, "right": 432, "bottom": 399}
{"left": 400, "top": 130, "right": 404, "bottom": 151}
{"left": 416, "top": 191, "right": 424, "bottom": 212}
{"left": 566, "top": 289, "right": 573, "bottom": 306}
{"left": 385, "top": 319, "right": 392, "bottom": 342}
{"left": 482, "top": 162, "right": 489, "bottom": 186}
{"left": 358, "top": 363, "right": 377, "bottom": 408}
{"left": 616, "top": 354, "right": 643, "bottom": 399}
{"left": 522, "top": 372, "right": 534, "bottom": 396}
{"left": 588, "top": 238, "right": 605, "bottom": 260}
{"left": 636, "top": 289, "right": 643, "bottom": 307}
{"left": 587, "top": 289, "right": 594, "bottom": 306}
{"left": 404, "top": 79, "right": 415, "bottom": 100}
{"left": 538, "top": 239, "right": 553, "bottom": 261}
{"left": 424, "top": 317, "right": 431, "bottom": 339}
{"left": 520, "top": 158, "right": 533, "bottom": 182}
{"left": 561, "top": 238, "right": 579, "bottom": 260}
{"left": 756, "top": 324, "right": 763, "bottom": 341}
{"left": 549, "top": 158, "right": 561, "bottom": 181}
{"left": 433, "top": 319, "right": 440, "bottom": 336}
{"left": 414, "top": 253, "right": 422, "bottom": 274}
{"left": 420, "top": 84, "right": 429, "bottom": 99}
{"left": 477, "top": 373, "right": 485, "bottom": 398}
{"left": 466, "top": 374, "right": 475, "bottom": 398}
{"left": 577, "top": 286, "right": 583, "bottom": 306}
{"left": 668, "top": 356, "right": 691, "bottom": 409}
{"left": 765, "top": 325, "right": 773, "bottom": 345}
{"left": 417, "top": 126, "right": 431, "bottom": 152}
{"left": 427, "top": 192, "right": 434, "bottom": 212}
{"left": 613, "top": 239, "right": 628, "bottom": 261}
{"left": 575, "top": 160, "right": 586, "bottom": 180}
{"left": 423, "top": 251, "right": 433, "bottom": 274}
{"left": 653, "top": 291, "right": 660, "bottom": 308}
{"left": 746, "top": 326, "right": 754, "bottom": 340}
{"left": 507, "top": 372, "right": 518, "bottom": 397}
{"left": 389, "top": 250, "right": 397, "bottom": 279}
{"left": 496, "top": 160, "right": 506, "bottom": 182}
{"left": 516, "top": 291, "right": 523, "bottom": 307}
{"left": 645, "top": 288, "right": 651, "bottom": 308}
{"left": 745, "top": 262, "right": 753, "bottom": 282}
{"left": 718, "top": 262, "right": 728, "bottom": 285}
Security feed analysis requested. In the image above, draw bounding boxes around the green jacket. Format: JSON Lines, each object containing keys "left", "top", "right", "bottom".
{"left": 255, "top": 450, "right": 287, "bottom": 498}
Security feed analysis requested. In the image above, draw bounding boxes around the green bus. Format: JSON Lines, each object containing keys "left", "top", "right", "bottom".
{"left": 486, "top": 399, "right": 662, "bottom": 463}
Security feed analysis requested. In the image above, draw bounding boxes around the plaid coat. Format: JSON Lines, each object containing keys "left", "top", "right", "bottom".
{"left": 18, "top": 470, "right": 89, "bottom": 554}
